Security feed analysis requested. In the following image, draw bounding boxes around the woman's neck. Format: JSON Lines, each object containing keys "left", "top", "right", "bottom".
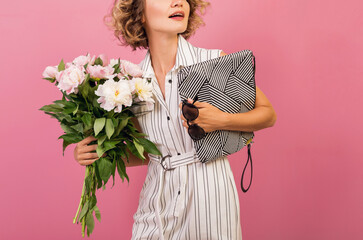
{"left": 147, "top": 33, "right": 178, "bottom": 77}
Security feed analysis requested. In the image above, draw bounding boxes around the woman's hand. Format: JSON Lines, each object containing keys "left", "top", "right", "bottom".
{"left": 74, "top": 136, "right": 106, "bottom": 166}
{"left": 179, "top": 98, "right": 229, "bottom": 133}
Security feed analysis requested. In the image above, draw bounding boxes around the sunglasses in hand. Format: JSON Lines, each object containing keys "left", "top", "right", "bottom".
{"left": 181, "top": 95, "right": 206, "bottom": 141}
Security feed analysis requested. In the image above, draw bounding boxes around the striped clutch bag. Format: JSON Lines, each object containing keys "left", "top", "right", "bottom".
{"left": 177, "top": 49, "right": 256, "bottom": 192}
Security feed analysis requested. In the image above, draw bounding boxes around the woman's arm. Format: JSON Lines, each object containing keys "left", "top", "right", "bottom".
{"left": 219, "top": 51, "right": 277, "bottom": 132}
{"left": 122, "top": 117, "right": 150, "bottom": 167}
{"left": 179, "top": 50, "right": 277, "bottom": 133}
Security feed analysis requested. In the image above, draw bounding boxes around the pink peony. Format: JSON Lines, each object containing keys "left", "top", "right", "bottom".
{"left": 119, "top": 60, "right": 144, "bottom": 77}
{"left": 72, "top": 53, "right": 95, "bottom": 66}
{"left": 86, "top": 65, "right": 115, "bottom": 80}
{"left": 42, "top": 65, "right": 58, "bottom": 79}
{"left": 57, "top": 65, "right": 86, "bottom": 94}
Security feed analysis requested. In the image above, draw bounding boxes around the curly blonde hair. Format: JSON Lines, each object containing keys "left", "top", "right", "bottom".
{"left": 103, "top": 0, "right": 211, "bottom": 51}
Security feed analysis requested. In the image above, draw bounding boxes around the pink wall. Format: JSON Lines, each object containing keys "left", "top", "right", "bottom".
{"left": 1, "top": 0, "right": 362, "bottom": 239}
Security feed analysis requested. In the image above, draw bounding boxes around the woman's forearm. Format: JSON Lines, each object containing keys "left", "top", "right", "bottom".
{"left": 221, "top": 106, "right": 276, "bottom": 132}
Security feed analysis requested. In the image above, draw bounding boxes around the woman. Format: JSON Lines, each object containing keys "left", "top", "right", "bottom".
{"left": 74, "top": 0, "right": 277, "bottom": 239}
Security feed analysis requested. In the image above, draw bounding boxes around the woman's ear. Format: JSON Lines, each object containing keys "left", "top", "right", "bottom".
{"left": 141, "top": 14, "right": 145, "bottom": 24}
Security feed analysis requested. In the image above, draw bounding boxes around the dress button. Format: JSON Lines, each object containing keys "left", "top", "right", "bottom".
{"left": 177, "top": 152, "right": 181, "bottom": 155}
{"left": 167, "top": 116, "right": 170, "bottom": 120}
{"left": 168, "top": 79, "right": 172, "bottom": 83}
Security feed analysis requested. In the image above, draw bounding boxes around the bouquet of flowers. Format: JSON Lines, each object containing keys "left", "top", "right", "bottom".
{"left": 39, "top": 53, "right": 161, "bottom": 237}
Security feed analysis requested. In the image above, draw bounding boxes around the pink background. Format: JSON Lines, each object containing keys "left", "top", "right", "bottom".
{"left": 1, "top": 0, "right": 362, "bottom": 239}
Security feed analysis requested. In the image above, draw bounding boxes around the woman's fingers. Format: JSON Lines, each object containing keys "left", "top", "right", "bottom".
{"left": 79, "top": 135, "right": 97, "bottom": 146}
{"left": 78, "top": 158, "right": 99, "bottom": 166}
{"left": 78, "top": 144, "right": 98, "bottom": 154}
{"left": 78, "top": 151, "right": 107, "bottom": 160}
{"left": 74, "top": 136, "right": 108, "bottom": 166}
{"left": 79, "top": 152, "right": 99, "bottom": 160}
{"left": 77, "top": 153, "right": 107, "bottom": 166}
{"left": 77, "top": 152, "right": 107, "bottom": 161}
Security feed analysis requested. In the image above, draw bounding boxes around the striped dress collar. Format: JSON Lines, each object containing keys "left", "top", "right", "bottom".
{"left": 139, "top": 34, "right": 197, "bottom": 78}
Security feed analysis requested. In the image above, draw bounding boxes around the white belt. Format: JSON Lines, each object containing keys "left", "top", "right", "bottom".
{"left": 148, "top": 150, "right": 200, "bottom": 170}
{"left": 148, "top": 150, "right": 200, "bottom": 239}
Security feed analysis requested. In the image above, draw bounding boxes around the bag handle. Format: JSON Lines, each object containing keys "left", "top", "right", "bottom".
{"left": 241, "top": 143, "right": 253, "bottom": 192}
{"left": 240, "top": 53, "right": 256, "bottom": 193}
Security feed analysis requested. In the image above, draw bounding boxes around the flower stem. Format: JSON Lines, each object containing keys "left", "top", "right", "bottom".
{"left": 73, "top": 166, "right": 89, "bottom": 224}
{"left": 82, "top": 216, "right": 86, "bottom": 237}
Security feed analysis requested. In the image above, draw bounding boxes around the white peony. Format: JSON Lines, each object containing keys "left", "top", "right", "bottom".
{"left": 128, "top": 77, "right": 155, "bottom": 116}
{"left": 95, "top": 78, "right": 133, "bottom": 113}
{"left": 56, "top": 65, "right": 86, "bottom": 94}
{"left": 133, "top": 77, "right": 154, "bottom": 102}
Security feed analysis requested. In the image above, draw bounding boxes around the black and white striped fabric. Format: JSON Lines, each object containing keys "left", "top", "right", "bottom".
{"left": 131, "top": 34, "right": 243, "bottom": 240}
{"left": 177, "top": 50, "right": 256, "bottom": 192}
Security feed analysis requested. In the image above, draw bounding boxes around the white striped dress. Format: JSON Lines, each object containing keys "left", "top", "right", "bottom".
{"left": 131, "top": 34, "right": 243, "bottom": 240}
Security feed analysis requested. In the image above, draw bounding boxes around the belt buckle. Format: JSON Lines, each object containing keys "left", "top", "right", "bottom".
{"left": 160, "top": 154, "right": 174, "bottom": 171}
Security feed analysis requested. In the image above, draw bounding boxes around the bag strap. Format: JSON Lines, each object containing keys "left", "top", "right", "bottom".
{"left": 241, "top": 143, "right": 253, "bottom": 192}
{"left": 240, "top": 53, "right": 256, "bottom": 193}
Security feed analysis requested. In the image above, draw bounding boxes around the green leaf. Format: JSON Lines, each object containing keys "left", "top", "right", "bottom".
{"left": 42, "top": 77, "right": 56, "bottom": 83}
{"left": 133, "top": 139, "right": 145, "bottom": 159}
{"left": 72, "top": 103, "right": 79, "bottom": 115}
{"left": 85, "top": 211, "right": 95, "bottom": 236}
{"left": 78, "top": 200, "right": 89, "bottom": 222}
{"left": 89, "top": 194, "right": 97, "bottom": 211}
{"left": 96, "top": 145, "right": 105, "bottom": 158}
{"left": 79, "top": 81, "right": 92, "bottom": 102}
{"left": 94, "top": 118, "right": 106, "bottom": 136}
{"left": 125, "top": 140, "right": 144, "bottom": 160}
{"left": 84, "top": 73, "right": 90, "bottom": 83}
{"left": 105, "top": 118, "right": 115, "bottom": 139}
{"left": 53, "top": 99, "right": 66, "bottom": 107}
{"left": 104, "top": 140, "right": 121, "bottom": 152}
{"left": 97, "top": 135, "right": 107, "bottom": 146}
{"left": 58, "top": 59, "right": 65, "bottom": 71}
{"left": 85, "top": 175, "right": 92, "bottom": 195}
{"left": 60, "top": 122, "right": 76, "bottom": 134}
{"left": 62, "top": 139, "right": 72, "bottom": 156}
{"left": 111, "top": 155, "right": 116, "bottom": 188}
{"left": 96, "top": 140, "right": 120, "bottom": 159}
{"left": 94, "top": 205, "right": 101, "bottom": 222}
{"left": 70, "top": 123, "right": 84, "bottom": 133}
{"left": 114, "top": 117, "right": 130, "bottom": 136}
{"left": 58, "top": 133, "right": 83, "bottom": 143}
{"left": 97, "top": 157, "right": 113, "bottom": 183}
{"left": 116, "top": 158, "right": 127, "bottom": 183}
{"left": 39, "top": 104, "right": 63, "bottom": 113}
{"left": 63, "top": 102, "right": 78, "bottom": 114}
{"left": 53, "top": 112, "right": 74, "bottom": 123}
{"left": 94, "top": 57, "right": 103, "bottom": 66}
{"left": 112, "top": 118, "right": 119, "bottom": 129}
{"left": 94, "top": 163, "right": 103, "bottom": 190}
{"left": 137, "top": 138, "right": 162, "bottom": 156}
{"left": 81, "top": 113, "right": 93, "bottom": 130}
